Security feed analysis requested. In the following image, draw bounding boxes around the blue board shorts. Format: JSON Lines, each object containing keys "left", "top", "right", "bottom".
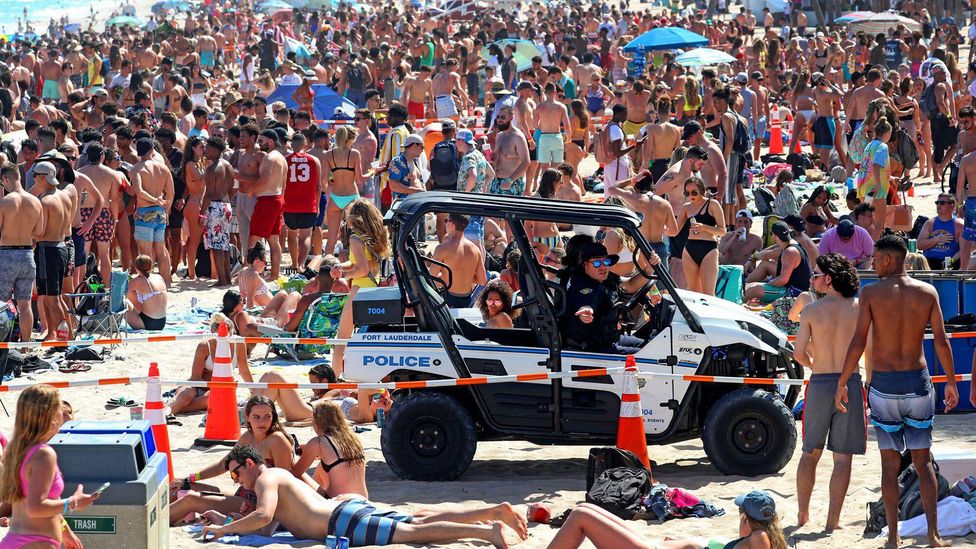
{"left": 868, "top": 369, "right": 936, "bottom": 452}
{"left": 328, "top": 499, "right": 413, "bottom": 547}
{"left": 133, "top": 205, "right": 167, "bottom": 243}
{"left": 200, "top": 50, "right": 215, "bottom": 67}
{"left": 963, "top": 196, "right": 976, "bottom": 242}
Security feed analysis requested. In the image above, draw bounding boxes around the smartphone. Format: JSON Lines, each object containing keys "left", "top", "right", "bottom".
{"left": 91, "top": 482, "right": 111, "bottom": 496}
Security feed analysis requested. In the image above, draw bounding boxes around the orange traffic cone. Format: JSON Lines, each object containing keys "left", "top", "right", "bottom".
{"left": 145, "top": 362, "right": 174, "bottom": 480}
{"left": 195, "top": 322, "right": 240, "bottom": 447}
{"left": 617, "top": 355, "right": 653, "bottom": 479}
{"left": 768, "top": 104, "right": 784, "bottom": 155}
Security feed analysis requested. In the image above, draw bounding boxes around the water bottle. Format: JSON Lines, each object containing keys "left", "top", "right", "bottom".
{"left": 845, "top": 177, "right": 854, "bottom": 191}
{"left": 56, "top": 321, "right": 69, "bottom": 342}
{"left": 376, "top": 408, "right": 384, "bottom": 428}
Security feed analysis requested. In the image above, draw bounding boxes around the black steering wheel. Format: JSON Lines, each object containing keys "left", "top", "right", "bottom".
{"left": 624, "top": 277, "right": 655, "bottom": 312}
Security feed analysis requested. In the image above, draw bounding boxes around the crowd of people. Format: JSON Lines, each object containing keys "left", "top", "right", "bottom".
{"left": 1, "top": 0, "right": 976, "bottom": 547}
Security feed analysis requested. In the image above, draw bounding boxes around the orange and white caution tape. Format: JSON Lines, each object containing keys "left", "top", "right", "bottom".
{"left": 0, "top": 376, "right": 148, "bottom": 392}
{"left": 0, "top": 333, "right": 348, "bottom": 349}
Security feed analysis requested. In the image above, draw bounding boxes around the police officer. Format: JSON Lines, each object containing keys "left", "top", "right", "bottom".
{"left": 561, "top": 242, "right": 646, "bottom": 354}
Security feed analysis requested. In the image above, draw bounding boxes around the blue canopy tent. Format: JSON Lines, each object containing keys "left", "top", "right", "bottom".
{"left": 264, "top": 84, "right": 356, "bottom": 122}
{"left": 623, "top": 27, "right": 708, "bottom": 52}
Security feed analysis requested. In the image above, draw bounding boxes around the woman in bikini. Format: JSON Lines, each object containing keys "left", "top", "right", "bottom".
{"left": 526, "top": 169, "right": 562, "bottom": 256}
{"left": 238, "top": 242, "right": 274, "bottom": 309}
{"left": 799, "top": 186, "right": 837, "bottom": 238}
{"left": 476, "top": 279, "right": 518, "bottom": 329}
{"left": 675, "top": 176, "right": 725, "bottom": 295}
{"left": 323, "top": 125, "right": 364, "bottom": 258}
{"left": 566, "top": 100, "right": 590, "bottom": 179}
{"left": 180, "top": 136, "right": 208, "bottom": 280}
{"left": 675, "top": 76, "right": 702, "bottom": 126}
{"left": 791, "top": 72, "right": 816, "bottom": 154}
{"left": 186, "top": 62, "right": 211, "bottom": 108}
{"left": 290, "top": 77, "right": 316, "bottom": 115}
{"left": 125, "top": 254, "right": 168, "bottom": 331}
{"left": 330, "top": 199, "right": 391, "bottom": 376}
{"left": 0, "top": 385, "right": 99, "bottom": 549}
{"left": 292, "top": 400, "right": 368, "bottom": 499}
{"left": 168, "top": 395, "right": 299, "bottom": 525}
{"left": 166, "top": 314, "right": 253, "bottom": 417}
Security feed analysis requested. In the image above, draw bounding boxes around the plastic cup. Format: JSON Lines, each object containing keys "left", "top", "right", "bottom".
{"left": 527, "top": 503, "right": 552, "bottom": 523}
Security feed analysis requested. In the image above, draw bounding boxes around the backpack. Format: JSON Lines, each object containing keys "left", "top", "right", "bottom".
{"left": 346, "top": 63, "right": 366, "bottom": 91}
{"left": 594, "top": 122, "right": 618, "bottom": 165}
{"left": 919, "top": 83, "right": 940, "bottom": 120}
{"left": 585, "top": 466, "right": 652, "bottom": 520}
{"left": 752, "top": 186, "right": 776, "bottom": 216}
{"left": 864, "top": 453, "right": 950, "bottom": 535}
{"left": 72, "top": 276, "right": 108, "bottom": 317}
{"left": 429, "top": 141, "right": 460, "bottom": 190}
{"left": 586, "top": 447, "right": 648, "bottom": 491}
{"left": 715, "top": 265, "right": 744, "bottom": 304}
{"left": 895, "top": 126, "right": 919, "bottom": 170}
{"left": 731, "top": 114, "right": 752, "bottom": 155}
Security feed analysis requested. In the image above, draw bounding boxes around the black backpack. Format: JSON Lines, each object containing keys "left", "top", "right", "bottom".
{"left": 429, "top": 141, "right": 460, "bottom": 190}
{"left": 586, "top": 447, "right": 648, "bottom": 491}
{"left": 919, "top": 83, "right": 940, "bottom": 120}
{"left": 346, "top": 63, "right": 366, "bottom": 92}
{"left": 731, "top": 114, "right": 752, "bottom": 155}
{"left": 586, "top": 466, "right": 652, "bottom": 520}
{"left": 865, "top": 453, "right": 950, "bottom": 535}
{"left": 895, "top": 126, "right": 919, "bottom": 170}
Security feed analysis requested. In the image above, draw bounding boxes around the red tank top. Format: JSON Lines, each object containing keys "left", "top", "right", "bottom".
{"left": 283, "top": 151, "right": 320, "bottom": 214}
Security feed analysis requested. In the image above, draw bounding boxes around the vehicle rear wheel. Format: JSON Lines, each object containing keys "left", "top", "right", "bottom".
{"left": 380, "top": 391, "right": 477, "bottom": 481}
{"left": 702, "top": 388, "right": 796, "bottom": 476}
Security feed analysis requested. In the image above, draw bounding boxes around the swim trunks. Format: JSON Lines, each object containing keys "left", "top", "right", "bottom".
{"left": 434, "top": 94, "right": 458, "bottom": 118}
{"left": 42, "top": 79, "right": 59, "bottom": 101}
{"left": 964, "top": 197, "right": 976, "bottom": 242}
{"left": 488, "top": 176, "right": 526, "bottom": 196}
{"left": 622, "top": 120, "right": 644, "bottom": 137}
{"left": 536, "top": 133, "right": 565, "bottom": 163}
{"left": 250, "top": 195, "right": 285, "bottom": 239}
{"left": 133, "top": 205, "right": 167, "bottom": 243}
{"left": 34, "top": 241, "right": 69, "bottom": 296}
{"left": 80, "top": 207, "right": 115, "bottom": 243}
{"left": 802, "top": 373, "right": 867, "bottom": 455}
{"left": 0, "top": 247, "right": 36, "bottom": 301}
{"left": 283, "top": 212, "right": 318, "bottom": 230}
{"left": 464, "top": 215, "right": 485, "bottom": 243}
{"left": 407, "top": 101, "right": 426, "bottom": 120}
{"left": 328, "top": 498, "right": 414, "bottom": 547}
{"left": 650, "top": 240, "right": 670, "bottom": 270}
{"left": 204, "top": 201, "right": 232, "bottom": 251}
{"left": 868, "top": 369, "right": 936, "bottom": 452}
{"left": 812, "top": 116, "right": 835, "bottom": 149}
{"left": 200, "top": 50, "right": 216, "bottom": 67}
{"left": 445, "top": 291, "right": 474, "bottom": 308}
{"left": 649, "top": 158, "right": 670, "bottom": 185}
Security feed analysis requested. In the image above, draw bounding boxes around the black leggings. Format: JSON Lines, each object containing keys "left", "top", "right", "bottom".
{"left": 684, "top": 240, "right": 717, "bottom": 266}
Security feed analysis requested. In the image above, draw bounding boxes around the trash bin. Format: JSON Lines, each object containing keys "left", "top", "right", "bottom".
{"left": 50, "top": 429, "right": 169, "bottom": 549}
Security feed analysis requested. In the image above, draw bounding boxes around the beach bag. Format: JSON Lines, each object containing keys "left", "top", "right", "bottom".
{"left": 429, "top": 141, "right": 460, "bottom": 190}
{"left": 715, "top": 265, "right": 743, "bottom": 304}
{"left": 586, "top": 466, "right": 652, "bottom": 520}
{"left": 73, "top": 277, "right": 108, "bottom": 317}
{"left": 594, "top": 122, "right": 618, "bottom": 165}
{"left": 920, "top": 83, "right": 940, "bottom": 120}
{"left": 885, "top": 190, "right": 914, "bottom": 231}
{"left": 752, "top": 186, "right": 775, "bottom": 216}
{"left": 731, "top": 114, "right": 752, "bottom": 156}
{"left": 586, "top": 447, "right": 648, "bottom": 491}
{"left": 787, "top": 152, "right": 814, "bottom": 179}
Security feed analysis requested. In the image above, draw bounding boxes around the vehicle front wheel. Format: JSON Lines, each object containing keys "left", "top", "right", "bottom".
{"left": 702, "top": 388, "right": 797, "bottom": 476}
{"left": 380, "top": 391, "right": 477, "bottom": 481}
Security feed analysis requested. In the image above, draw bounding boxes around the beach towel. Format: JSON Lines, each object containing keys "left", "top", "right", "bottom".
{"left": 183, "top": 525, "right": 307, "bottom": 546}
{"left": 882, "top": 496, "right": 976, "bottom": 538}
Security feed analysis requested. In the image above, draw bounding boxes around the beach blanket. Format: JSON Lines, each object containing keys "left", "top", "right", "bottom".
{"left": 125, "top": 306, "right": 216, "bottom": 335}
{"left": 882, "top": 496, "right": 976, "bottom": 538}
{"left": 182, "top": 525, "right": 309, "bottom": 546}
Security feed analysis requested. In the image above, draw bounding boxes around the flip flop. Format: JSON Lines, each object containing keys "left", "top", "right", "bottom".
{"left": 166, "top": 414, "right": 183, "bottom": 426}
{"left": 59, "top": 362, "right": 92, "bottom": 374}
{"left": 105, "top": 397, "right": 138, "bottom": 409}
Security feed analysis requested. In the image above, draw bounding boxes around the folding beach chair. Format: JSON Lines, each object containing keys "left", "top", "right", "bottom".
{"left": 260, "top": 293, "right": 348, "bottom": 361}
{"left": 70, "top": 271, "right": 129, "bottom": 342}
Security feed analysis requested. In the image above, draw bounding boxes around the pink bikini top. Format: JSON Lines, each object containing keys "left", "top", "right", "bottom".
{"left": 20, "top": 444, "right": 64, "bottom": 500}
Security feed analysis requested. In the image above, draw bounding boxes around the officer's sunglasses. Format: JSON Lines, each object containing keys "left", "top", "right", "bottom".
{"left": 589, "top": 258, "right": 613, "bottom": 268}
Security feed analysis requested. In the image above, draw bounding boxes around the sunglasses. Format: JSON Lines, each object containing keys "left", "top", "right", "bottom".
{"left": 811, "top": 272, "right": 826, "bottom": 279}
{"left": 486, "top": 298, "right": 503, "bottom": 306}
{"left": 589, "top": 258, "right": 613, "bottom": 268}
{"left": 936, "top": 200, "right": 955, "bottom": 206}
{"left": 684, "top": 190, "right": 700, "bottom": 197}
{"left": 229, "top": 462, "right": 245, "bottom": 482}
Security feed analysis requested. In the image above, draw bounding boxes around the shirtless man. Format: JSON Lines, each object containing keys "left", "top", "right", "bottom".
{"left": 401, "top": 67, "right": 433, "bottom": 121}
{"left": 571, "top": 52, "right": 601, "bottom": 93}
{"left": 198, "top": 446, "right": 525, "bottom": 548}
{"left": 0, "top": 162, "right": 42, "bottom": 342}
{"left": 793, "top": 253, "right": 865, "bottom": 530}
{"left": 66, "top": 158, "right": 103, "bottom": 291}
{"left": 622, "top": 81, "right": 652, "bottom": 136}
{"left": 533, "top": 82, "right": 571, "bottom": 175}
{"left": 64, "top": 43, "right": 87, "bottom": 91}
{"left": 608, "top": 169, "right": 679, "bottom": 269}
{"left": 39, "top": 47, "right": 62, "bottom": 104}
{"left": 682, "top": 121, "right": 727, "bottom": 200}
{"left": 130, "top": 137, "right": 174, "bottom": 286}
{"left": 846, "top": 68, "right": 885, "bottom": 143}
{"left": 642, "top": 98, "right": 681, "bottom": 184}
{"left": 431, "top": 58, "right": 471, "bottom": 119}
{"left": 235, "top": 124, "right": 265, "bottom": 254}
{"left": 836, "top": 236, "right": 959, "bottom": 549}
{"left": 513, "top": 82, "right": 539, "bottom": 191}
{"left": 431, "top": 214, "right": 487, "bottom": 308}
{"left": 489, "top": 106, "right": 530, "bottom": 197}
{"left": 77, "top": 143, "right": 121, "bottom": 288}
{"left": 654, "top": 145, "right": 708, "bottom": 216}
{"left": 308, "top": 127, "right": 334, "bottom": 256}
{"left": 31, "top": 162, "right": 75, "bottom": 341}
{"left": 134, "top": 38, "right": 159, "bottom": 71}
{"left": 201, "top": 137, "right": 235, "bottom": 287}
{"left": 196, "top": 32, "right": 218, "bottom": 70}
{"left": 810, "top": 72, "right": 844, "bottom": 162}
{"left": 238, "top": 130, "right": 287, "bottom": 279}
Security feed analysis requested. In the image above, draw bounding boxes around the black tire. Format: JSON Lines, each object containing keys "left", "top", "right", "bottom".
{"left": 702, "top": 388, "right": 796, "bottom": 476}
{"left": 380, "top": 391, "right": 477, "bottom": 481}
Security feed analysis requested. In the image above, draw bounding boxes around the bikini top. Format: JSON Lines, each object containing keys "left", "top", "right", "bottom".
{"left": 136, "top": 279, "right": 164, "bottom": 304}
{"left": 692, "top": 198, "right": 718, "bottom": 228}
{"left": 20, "top": 444, "right": 64, "bottom": 500}
{"left": 318, "top": 436, "right": 355, "bottom": 472}
{"left": 330, "top": 149, "right": 355, "bottom": 172}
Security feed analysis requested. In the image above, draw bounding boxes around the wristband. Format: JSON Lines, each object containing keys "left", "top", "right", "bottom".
{"left": 63, "top": 498, "right": 71, "bottom": 515}
{"left": 194, "top": 472, "right": 202, "bottom": 482}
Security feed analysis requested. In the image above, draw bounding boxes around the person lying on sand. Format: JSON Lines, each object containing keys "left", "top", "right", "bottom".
{"left": 199, "top": 445, "right": 528, "bottom": 548}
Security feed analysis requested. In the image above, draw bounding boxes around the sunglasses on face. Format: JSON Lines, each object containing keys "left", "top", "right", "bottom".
{"left": 229, "top": 462, "right": 245, "bottom": 482}
{"left": 936, "top": 200, "right": 955, "bottom": 206}
{"left": 486, "top": 298, "right": 503, "bottom": 306}
{"left": 590, "top": 258, "right": 613, "bottom": 268}
{"left": 684, "top": 190, "right": 700, "bottom": 197}
{"left": 811, "top": 272, "right": 826, "bottom": 279}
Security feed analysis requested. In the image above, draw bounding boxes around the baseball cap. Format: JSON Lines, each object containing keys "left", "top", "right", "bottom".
{"left": 750, "top": 70, "right": 763, "bottom": 81}
{"left": 259, "top": 129, "right": 280, "bottom": 144}
{"left": 837, "top": 218, "right": 856, "bottom": 238}
{"left": 404, "top": 133, "right": 425, "bottom": 148}
{"left": 771, "top": 221, "right": 792, "bottom": 242}
{"left": 736, "top": 209, "right": 753, "bottom": 220}
{"left": 580, "top": 242, "right": 619, "bottom": 265}
{"left": 734, "top": 491, "right": 777, "bottom": 522}
{"left": 734, "top": 72, "right": 748, "bottom": 84}
{"left": 681, "top": 120, "right": 703, "bottom": 140}
{"left": 455, "top": 129, "right": 476, "bottom": 145}
{"left": 440, "top": 119, "right": 457, "bottom": 131}
{"left": 92, "top": 88, "right": 109, "bottom": 97}
{"left": 33, "top": 161, "right": 57, "bottom": 178}
{"left": 135, "top": 137, "right": 154, "bottom": 157}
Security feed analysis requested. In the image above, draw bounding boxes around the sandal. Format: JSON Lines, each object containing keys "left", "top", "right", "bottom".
{"left": 166, "top": 414, "right": 183, "bottom": 426}
{"left": 59, "top": 362, "right": 92, "bottom": 374}
{"left": 105, "top": 397, "right": 139, "bottom": 409}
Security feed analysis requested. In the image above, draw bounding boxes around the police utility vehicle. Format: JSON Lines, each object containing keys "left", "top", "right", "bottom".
{"left": 344, "top": 193, "right": 802, "bottom": 481}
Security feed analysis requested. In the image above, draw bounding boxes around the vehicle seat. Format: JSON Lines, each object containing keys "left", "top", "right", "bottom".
{"left": 456, "top": 318, "right": 540, "bottom": 347}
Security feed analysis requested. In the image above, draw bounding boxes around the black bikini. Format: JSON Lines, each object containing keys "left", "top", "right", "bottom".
{"left": 318, "top": 436, "right": 355, "bottom": 473}
{"left": 683, "top": 200, "right": 719, "bottom": 266}
{"left": 330, "top": 150, "right": 355, "bottom": 172}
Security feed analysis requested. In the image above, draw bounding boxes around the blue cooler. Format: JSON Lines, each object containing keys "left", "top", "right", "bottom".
{"left": 929, "top": 276, "right": 960, "bottom": 319}
{"left": 922, "top": 330, "right": 975, "bottom": 412}
{"left": 962, "top": 278, "right": 976, "bottom": 313}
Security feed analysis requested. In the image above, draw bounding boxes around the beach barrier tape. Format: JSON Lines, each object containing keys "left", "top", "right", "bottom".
{"left": 0, "top": 333, "right": 349, "bottom": 349}
{"left": 3, "top": 370, "right": 971, "bottom": 394}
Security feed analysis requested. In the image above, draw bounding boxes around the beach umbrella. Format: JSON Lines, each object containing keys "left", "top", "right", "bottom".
{"left": 284, "top": 36, "right": 312, "bottom": 62}
{"left": 256, "top": 0, "right": 293, "bottom": 12}
{"left": 674, "top": 47, "right": 736, "bottom": 67}
{"left": 482, "top": 39, "right": 544, "bottom": 73}
{"left": 833, "top": 11, "right": 875, "bottom": 24}
{"left": 848, "top": 11, "right": 921, "bottom": 34}
{"left": 283, "top": 0, "right": 309, "bottom": 7}
{"left": 106, "top": 15, "right": 147, "bottom": 27}
{"left": 624, "top": 26, "right": 708, "bottom": 52}
{"left": 151, "top": 0, "right": 190, "bottom": 13}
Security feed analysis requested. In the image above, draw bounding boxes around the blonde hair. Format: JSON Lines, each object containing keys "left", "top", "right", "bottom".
{"left": 746, "top": 514, "right": 788, "bottom": 549}
{"left": 345, "top": 198, "right": 391, "bottom": 260}
{"left": 906, "top": 252, "right": 930, "bottom": 271}
{"left": 683, "top": 76, "right": 701, "bottom": 108}
{"left": 0, "top": 385, "right": 62, "bottom": 503}
{"left": 312, "top": 401, "right": 365, "bottom": 465}
{"left": 334, "top": 125, "right": 358, "bottom": 150}
{"left": 209, "top": 312, "right": 236, "bottom": 335}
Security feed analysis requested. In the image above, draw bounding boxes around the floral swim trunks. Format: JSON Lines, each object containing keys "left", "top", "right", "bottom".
{"left": 204, "top": 201, "right": 232, "bottom": 251}
{"left": 79, "top": 207, "right": 115, "bottom": 243}
{"left": 488, "top": 176, "right": 526, "bottom": 196}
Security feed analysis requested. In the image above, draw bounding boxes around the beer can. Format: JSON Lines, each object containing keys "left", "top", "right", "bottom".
{"left": 325, "top": 535, "right": 337, "bottom": 549}
{"left": 376, "top": 408, "right": 384, "bottom": 428}
{"left": 337, "top": 536, "right": 350, "bottom": 549}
